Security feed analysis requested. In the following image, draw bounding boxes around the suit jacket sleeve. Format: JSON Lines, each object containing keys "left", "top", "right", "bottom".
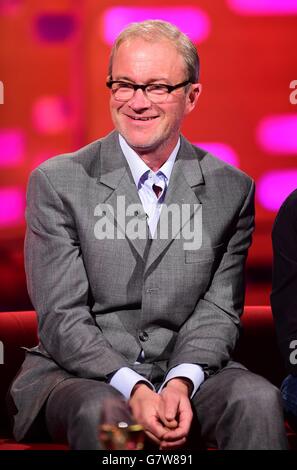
{"left": 24, "top": 167, "right": 129, "bottom": 379}
{"left": 167, "top": 178, "right": 255, "bottom": 375}
{"left": 271, "top": 189, "right": 297, "bottom": 375}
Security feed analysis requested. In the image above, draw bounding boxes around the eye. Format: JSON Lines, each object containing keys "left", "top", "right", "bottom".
{"left": 118, "top": 82, "right": 134, "bottom": 89}
{"left": 112, "top": 82, "right": 134, "bottom": 91}
{"left": 146, "top": 84, "right": 168, "bottom": 94}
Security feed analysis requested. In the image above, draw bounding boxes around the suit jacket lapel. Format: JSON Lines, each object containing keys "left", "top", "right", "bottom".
{"left": 97, "top": 131, "right": 150, "bottom": 259}
{"left": 145, "top": 136, "right": 205, "bottom": 272}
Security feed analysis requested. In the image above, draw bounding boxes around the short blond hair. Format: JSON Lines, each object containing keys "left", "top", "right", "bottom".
{"left": 108, "top": 19, "right": 200, "bottom": 83}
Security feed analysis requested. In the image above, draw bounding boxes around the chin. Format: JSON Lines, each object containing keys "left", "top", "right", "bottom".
{"left": 129, "top": 141, "right": 161, "bottom": 154}
{"left": 126, "top": 131, "right": 163, "bottom": 148}
{"left": 123, "top": 135, "right": 157, "bottom": 150}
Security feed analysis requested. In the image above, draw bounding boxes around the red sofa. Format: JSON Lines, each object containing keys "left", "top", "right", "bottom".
{"left": 0, "top": 307, "right": 296, "bottom": 450}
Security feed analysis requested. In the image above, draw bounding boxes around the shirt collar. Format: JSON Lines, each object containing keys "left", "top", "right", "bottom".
{"left": 119, "top": 134, "right": 180, "bottom": 189}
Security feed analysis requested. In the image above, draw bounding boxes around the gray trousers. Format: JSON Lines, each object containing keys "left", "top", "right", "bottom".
{"left": 43, "top": 368, "right": 288, "bottom": 450}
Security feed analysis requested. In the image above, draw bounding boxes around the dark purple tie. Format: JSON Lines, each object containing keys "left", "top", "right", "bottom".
{"left": 152, "top": 184, "right": 162, "bottom": 198}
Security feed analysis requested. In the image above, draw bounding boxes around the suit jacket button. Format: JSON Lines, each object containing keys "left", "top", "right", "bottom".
{"left": 139, "top": 331, "right": 149, "bottom": 342}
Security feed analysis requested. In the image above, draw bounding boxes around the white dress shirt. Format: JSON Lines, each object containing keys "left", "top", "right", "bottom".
{"left": 109, "top": 134, "right": 205, "bottom": 399}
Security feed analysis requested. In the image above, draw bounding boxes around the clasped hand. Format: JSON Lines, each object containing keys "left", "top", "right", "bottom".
{"left": 129, "top": 378, "right": 193, "bottom": 450}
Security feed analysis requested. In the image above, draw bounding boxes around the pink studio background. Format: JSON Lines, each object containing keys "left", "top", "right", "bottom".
{"left": 0, "top": 0, "right": 296, "bottom": 310}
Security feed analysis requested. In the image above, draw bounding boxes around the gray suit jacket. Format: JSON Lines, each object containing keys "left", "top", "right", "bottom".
{"left": 9, "top": 131, "right": 255, "bottom": 441}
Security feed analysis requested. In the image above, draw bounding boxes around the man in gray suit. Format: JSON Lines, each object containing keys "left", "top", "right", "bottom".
{"left": 8, "top": 20, "right": 287, "bottom": 450}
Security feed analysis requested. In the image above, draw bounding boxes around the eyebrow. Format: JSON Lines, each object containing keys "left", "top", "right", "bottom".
{"left": 113, "top": 76, "right": 171, "bottom": 84}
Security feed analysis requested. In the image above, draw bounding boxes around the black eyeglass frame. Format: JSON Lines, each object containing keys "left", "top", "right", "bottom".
{"left": 106, "top": 79, "right": 192, "bottom": 97}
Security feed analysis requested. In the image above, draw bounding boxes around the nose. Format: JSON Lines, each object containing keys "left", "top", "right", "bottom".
{"left": 128, "top": 88, "right": 151, "bottom": 110}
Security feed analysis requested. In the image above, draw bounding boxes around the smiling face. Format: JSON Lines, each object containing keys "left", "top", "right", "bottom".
{"left": 109, "top": 38, "right": 201, "bottom": 159}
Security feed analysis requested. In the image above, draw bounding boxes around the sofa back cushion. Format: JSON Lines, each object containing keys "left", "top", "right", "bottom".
{"left": 0, "top": 311, "right": 38, "bottom": 435}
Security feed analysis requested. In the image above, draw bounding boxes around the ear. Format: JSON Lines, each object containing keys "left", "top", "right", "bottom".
{"left": 185, "top": 83, "right": 202, "bottom": 114}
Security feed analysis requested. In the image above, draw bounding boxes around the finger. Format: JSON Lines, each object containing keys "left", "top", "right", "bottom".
{"left": 164, "top": 418, "right": 178, "bottom": 429}
{"left": 162, "top": 417, "right": 190, "bottom": 441}
{"left": 159, "top": 394, "right": 179, "bottom": 428}
{"left": 176, "top": 400, "right": 193, "bottom": 435}
{"left": 145, "top": 417, "right": 167, "bottom": 441}
{"left": 158, "top": 413, "right": 178, "bottom": 429}
{"left": 159, "top": 437, "right": 187, "bottom": 450}
{"left": 163, "top": 393, "right": 179, "bottom": 423}
{"left": 161, "top": 404, "right": 192, "bottom": 441}
{"left": 162, "top": 427, "right": 187, "bottom": 441}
